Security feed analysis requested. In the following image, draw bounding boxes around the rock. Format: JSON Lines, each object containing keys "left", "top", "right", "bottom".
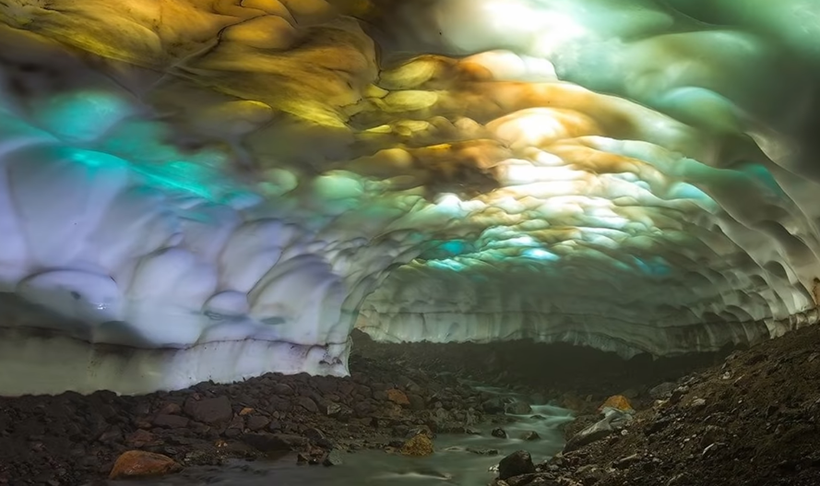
{"left": 153, "top": 414, "right": 190, "bottom": 429}
{"left": 407, "top": 394, "right": 426, "bottom": 411}
{"left": 505, "top": 401, "right": 532, "bottom": 415}
{"left": 246, "top": 415, "right": 271, "bottom": 431}
{"left": 564, "top": 418, "right": 614, "bottom": 452}
{"left": 670, "top": 386, "right": 689, "bottom": 404}
{"left": 98, "top": 426, "right": 124, "bottom": 444}
{"left": 303, "top": 427, "right": 325, "bottom": 442}
{"left": 690, "top": 398, "right": 707, "bottom": 409}
{"left": 498, "top": 450, "right": 535, "bottom": 480}
{"left": 323, "top": 450, "right": 344, "bottom": 466}
{"left": 126, "top": 429, "right": 157, "bottom": 448}
{"left": 408, "top": 425, "right": 434, "bottom": 439}
{"left": 297, "top": 397, "right": 319, "bottom": 413}
{"left": 401, "top": 433, "right": 434, "bottom": 457}
{"left": 108, "top": 451, "right": 182, "bottom": 479}
{"left": 505, "top": 473, "right": 544, "bottom": 486}
{"left": 467, "top": 447, "right": 499, "bottom": 455}
{"left": 239, "top": 407, "right": 254, "bottom": 416}
{"left": 492, "top": 428, "right": 508, "bottom": 438}
{"left": 483, "top": 398, "right": 506, "bottom": 414}
{"left": 241, "top": 433, "right": 309, "bottom": 452}
{"left": 576, "top": 464, "right": 605, "bottom": 483}
{"left": 386, "top": 389, "right": 410, "bottom": 406}
{"left": 272, "top": 383, "right": 294, "bottom": 396}
{"left": 649, "top": 382, "right": 677, "bottom": 400}
{"left": 183, "top": 396, "right": 233, "bottom": 424}
{"left": 326, "top": 402, "right": 342, "bottom": 416}
{"left": 158, "top": 403, "right": 182, "bottom": 415}
{"left": 521, "top": 431, "right": 540, "bottom": 441}
{"left": 613, "top": 453, "right": 641, "bottom": 469}
{"left": 598, "top": 395, "right": 634, "bottom": 413}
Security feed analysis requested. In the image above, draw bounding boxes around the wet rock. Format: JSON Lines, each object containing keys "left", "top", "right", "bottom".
{"left": 108, "top": 450, "right": 182, "bottom": 479}
{"left": 467, "top": 447, "right": 499, "bottom": 455}
{"left": 401, "top": 433, "right": 434, "bottom": 457}
{"left": 498, "top": 450, "right": 535, "bottom": 480}
{"left": 521, "top": 431, "right": 540, "bottom": 441}
{"left": 483, "top": 398, "right": 507, "bottom": 414}
{"left": 322, "top": 450, "right": 344, "bottom": 466}
{"left": 506, "top": 401, "right": 532, "bottom": 415}
{"left": 492, "top": 427, "right": 508, "bottom": 438}
{"left": 183, "top": 396, "right": 233, "bottom": 425}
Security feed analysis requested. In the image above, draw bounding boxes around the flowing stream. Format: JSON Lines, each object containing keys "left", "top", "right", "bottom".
{"left": 118, "top": 399, "right": 574, "bottom": 486}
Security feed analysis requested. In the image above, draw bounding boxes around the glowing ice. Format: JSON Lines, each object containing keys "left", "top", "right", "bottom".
{"left": 0, "top": 0, "right": 818, "bottom": 395}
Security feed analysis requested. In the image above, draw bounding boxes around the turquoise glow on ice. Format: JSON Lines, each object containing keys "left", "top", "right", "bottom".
{"left": 523, "top": 248, "right": 560, "bottom": 261}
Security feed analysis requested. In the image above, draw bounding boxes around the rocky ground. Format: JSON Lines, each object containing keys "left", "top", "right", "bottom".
{"left": 0, "top": 348, "right": 495, "bottom": 485}
{"left": 493, "top": 324, "right": 820, "bottom": 486}
{"left": 5, "top": 326, "right": 811, "bottom": 486}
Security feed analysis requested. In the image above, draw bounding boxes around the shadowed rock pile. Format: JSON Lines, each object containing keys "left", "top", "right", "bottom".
{"left": 490, "top": 324, "right": 820, "bottom": 486}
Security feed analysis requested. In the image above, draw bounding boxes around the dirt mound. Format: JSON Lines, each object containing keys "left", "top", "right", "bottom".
{"left": 503, "top": 324, "right": 820, "bottom": 486}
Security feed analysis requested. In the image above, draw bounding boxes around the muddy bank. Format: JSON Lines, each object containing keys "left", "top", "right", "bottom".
{"left": 493, "top": 324, "right": 820, "bottom": 486}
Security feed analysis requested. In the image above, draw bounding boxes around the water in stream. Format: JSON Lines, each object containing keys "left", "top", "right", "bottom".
{"left": 118, "top": 401, "right": 574, "bottom": 486}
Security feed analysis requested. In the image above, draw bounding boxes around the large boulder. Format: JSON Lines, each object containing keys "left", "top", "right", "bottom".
{"left": 498, "top": 450, "right": 535, "bottom": 480}
{"left": 108, "top": 451, "right": 182, "bottom": 479}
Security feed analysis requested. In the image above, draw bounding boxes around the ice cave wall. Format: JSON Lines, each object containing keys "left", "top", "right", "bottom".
{"left": 0, "top": 0, "right": 819, "bottom": 395}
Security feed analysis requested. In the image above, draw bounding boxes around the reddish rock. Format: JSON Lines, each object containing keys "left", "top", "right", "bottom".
{"left": 108, "top": 450, "right": 182, "bottom": 479}
{"left": 386, "top": 389, "right": 410, "bottom": 406}
{"left": 598, "top": 395, "right": 634, "bottom": 413}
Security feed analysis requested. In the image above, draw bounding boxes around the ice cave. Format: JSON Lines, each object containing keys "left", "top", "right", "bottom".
{"left": 1, "top": 1, "right": 820, "bottom": 484}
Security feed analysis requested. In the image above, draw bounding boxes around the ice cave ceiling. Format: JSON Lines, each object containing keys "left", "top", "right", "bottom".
{"left": 1, "top": 0, "right": 820, "bottom": 395}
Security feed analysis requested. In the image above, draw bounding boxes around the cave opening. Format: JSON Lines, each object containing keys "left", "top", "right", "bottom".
{"left": 1, "top": 1, "right": 820, "bottom": 485}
